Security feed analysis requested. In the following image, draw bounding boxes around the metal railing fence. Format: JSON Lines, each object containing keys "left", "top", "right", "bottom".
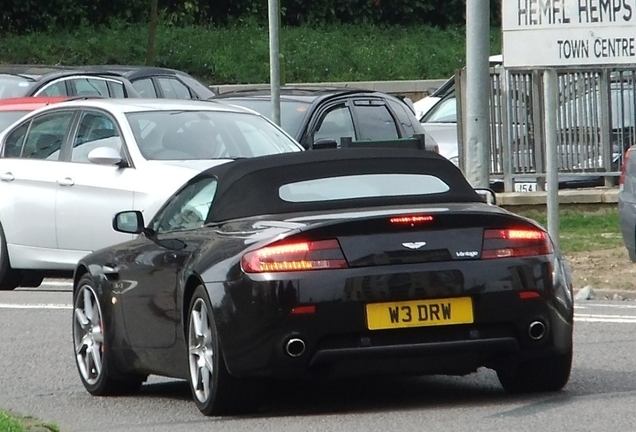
{"left": 457, "top": 67, "right": 636, "bottom": 191}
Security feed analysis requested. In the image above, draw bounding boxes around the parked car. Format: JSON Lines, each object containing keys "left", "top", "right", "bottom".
{"left": 0, "top": 65, "right": 139, "bottom": 99}
{"left": 84, "top": 65, "right": 215, "bottom": 100}
{"left": 413, "top": 75, "right": 455, "bottom": 120}
{"left": 619, "top": 146, "right": 636, "bottom": 261}
{"left": 0, "top": 99, "right": 303, "bottom": 289}
{"left": 420, "top": 89, "right": 459, "bottom": 165}
{"left": 71, "top": 148, "right": 573, "bottom": 415}
{"left": 0, "top": 96, "right": 68, "bottom": 132}
{"left": 213, "top": 87, "right": 438, "bottom": 151}
{"left": 413, "top": 55, "right": 503, "bottom": 120}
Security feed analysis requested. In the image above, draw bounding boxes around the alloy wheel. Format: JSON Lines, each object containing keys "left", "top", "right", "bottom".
{"left": 73, "top": 284, "right": 105, "bottom": 386}
{"left": 188, "top": 297, "right": 215, "bottom": 404}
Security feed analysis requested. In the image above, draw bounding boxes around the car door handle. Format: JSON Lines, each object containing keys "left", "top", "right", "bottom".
{"left": 0, "top": 172, "right": 14, "bottom": 182}
{"left": 57, "top": 177, "right": 75, "bottom": 187}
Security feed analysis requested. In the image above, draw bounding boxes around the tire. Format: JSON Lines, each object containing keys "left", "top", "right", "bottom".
{"left": 0, "top": 222, "right": 22, "bottom": 291}
{"left": 72, "top": 274, "right": 145, "bottom": 395}
{"left": 497, "top": 350, "right": 573, "bottom": 393}
{"left": 187, "top": 285, "right": 259, "bottom": 416}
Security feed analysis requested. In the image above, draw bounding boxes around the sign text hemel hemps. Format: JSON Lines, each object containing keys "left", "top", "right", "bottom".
{"left": 505, "top": 0, "right": 636, "bottom": 67}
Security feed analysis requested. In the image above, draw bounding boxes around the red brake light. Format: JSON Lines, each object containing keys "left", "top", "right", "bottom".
{"left": 291, "top": 305, "right": 316, "bottom": 315}
{"left": 242, "top": 239, "right": 348, "bottom": 273}
{"left": 390, "top": 215, "right": 434, "bottom": 225}
{"left": 482, "top": 228, "right": 552, "bottom": 259}
{"left": 519, "top": 291, "right": 541, "bottom": 300}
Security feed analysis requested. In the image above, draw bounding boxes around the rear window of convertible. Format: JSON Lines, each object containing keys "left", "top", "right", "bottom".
{"left": 279, "top": 174, "right": 450, "bottom": 203}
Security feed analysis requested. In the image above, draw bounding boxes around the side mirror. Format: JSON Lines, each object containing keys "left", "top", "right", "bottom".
{"left": 113, "top": 210, "right": 145, "bottom": 234}
{"left": 312, "top": 138, "right": 338, "bottom": 150}
{"left": 88, "top": 146, "right": 124, "bottom": 166}
{"left": 475, "top": 188, "right": 497, "bottom": 205}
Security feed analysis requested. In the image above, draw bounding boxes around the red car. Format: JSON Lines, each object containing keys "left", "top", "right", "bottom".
{"left": 0, "top": 96, "right": 68, "bottom": 133}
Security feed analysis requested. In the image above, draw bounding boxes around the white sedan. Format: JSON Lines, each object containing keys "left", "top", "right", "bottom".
{"left": 0, "top": 99, "right": 303, "bottom": 289}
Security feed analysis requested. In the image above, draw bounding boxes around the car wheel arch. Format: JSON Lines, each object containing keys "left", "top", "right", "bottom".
{"left": 73, "top": 265, "right": 108, "bottom": 300}
{"left": 73, "top": 264, "right": 91, "bottom": 291}
{"left": 182, "top": 275, "right": 206, "bottom": 339}
{"left": 0, "top": 219, "right": 22, "bottom": 290}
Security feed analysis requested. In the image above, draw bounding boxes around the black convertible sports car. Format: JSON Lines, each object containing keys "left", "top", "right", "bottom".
{"left": 72, "top": 148, "right": 574, "bottom": 415}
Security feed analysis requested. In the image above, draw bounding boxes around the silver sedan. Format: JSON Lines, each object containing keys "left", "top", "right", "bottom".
{"left": 0, "top": 98, "right": 303, "bottom": 289}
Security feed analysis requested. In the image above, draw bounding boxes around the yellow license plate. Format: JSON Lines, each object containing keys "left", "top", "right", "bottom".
{"left": 366, "top": 297, "right": 474, "bottom": 330}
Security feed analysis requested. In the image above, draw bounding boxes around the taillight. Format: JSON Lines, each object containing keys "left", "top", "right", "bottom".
{"left": 242, "top": 239, "right": 348, "bottom": 273}
{"left": 620, "top": 146, "right": 633, "bottom": 188}
{"left": 481, "top": 228, "right": 552, "bottom": 259}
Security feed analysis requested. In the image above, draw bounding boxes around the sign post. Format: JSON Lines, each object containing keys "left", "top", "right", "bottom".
{"left": 543, "top": 69, "right": 560, "bottom": 249}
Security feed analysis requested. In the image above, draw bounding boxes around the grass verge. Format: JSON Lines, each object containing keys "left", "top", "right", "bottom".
{"left": 517, "top": 207, "right": 622, "bottom": 254}
{"left": 0, "top": 411, "right": 59, "bottom": 432}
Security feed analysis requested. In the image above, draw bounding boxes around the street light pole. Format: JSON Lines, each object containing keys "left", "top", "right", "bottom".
{"left": 464, "top": 0, "right": 491, "bottom": 188}
{"left": 268, "top": 0, "right": 281, "bottom": 126}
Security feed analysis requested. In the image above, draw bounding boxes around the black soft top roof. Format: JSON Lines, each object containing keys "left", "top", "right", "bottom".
{"left": 203, "top": 148, "right": 481, "bottom": 223}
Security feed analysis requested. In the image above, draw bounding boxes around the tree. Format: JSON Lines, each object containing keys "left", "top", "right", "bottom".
{"left": 146, "top": 0, "right": 158, "bottom": 65}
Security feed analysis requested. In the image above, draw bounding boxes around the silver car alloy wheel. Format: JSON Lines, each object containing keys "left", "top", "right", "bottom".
{"left": 188, "top": 297, "right": 215, "bottom": 404}
{"left": 73, "top": 284, "right": 105, "bottom": 386}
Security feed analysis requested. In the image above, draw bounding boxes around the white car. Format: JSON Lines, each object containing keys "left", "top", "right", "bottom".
{"left": 413, "top": 76, "right": 455, "bottom": 120}
{"left": 414, "top": 55, "right": 503, "bottom": 120}
{"left": 0, "top": 99, "right": 303, "bottom": 289}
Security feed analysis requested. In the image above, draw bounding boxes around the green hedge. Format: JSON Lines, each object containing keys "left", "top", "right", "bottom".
{"left": 0, "top": 22, "right": 503, "bottom": 84}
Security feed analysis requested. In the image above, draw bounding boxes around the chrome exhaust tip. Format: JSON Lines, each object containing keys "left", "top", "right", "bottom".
{"left": 285, "top": 338, "right": 306, "bottom": 357}
{"left": 528, "top": 320, "right": 547, "bottom": 340}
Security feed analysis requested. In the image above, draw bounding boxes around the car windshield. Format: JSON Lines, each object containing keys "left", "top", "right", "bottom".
{"left": 0, "top": 75, "right": 33, "bottom": 99}
{"left": 0, "top": 110, "right": 29, "bottom": 132}
{"left": 422, "top": 92, "right": 457, "bottom": 123}
{"left": 126, "top": 110, "right": 302, "bottom": 160}
{"left": 219, "top": 99, "right": 311, "bottom": 138}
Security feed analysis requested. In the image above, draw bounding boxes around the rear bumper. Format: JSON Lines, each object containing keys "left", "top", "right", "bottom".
{"left": 208, "top": 255, "right": 573, "bottom": 379}
{"left": 213, "top": 297, "right": 572, "bottom": 380}
{"left": 311, "top": 337, "right": 519, "bottom": 366}
{"left": 308, "top": 337, "right": 520, "bottom": 379}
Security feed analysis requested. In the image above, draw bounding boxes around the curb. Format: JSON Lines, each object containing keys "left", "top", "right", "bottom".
{"left": 575, "top": 288, "right": 636, "bottom": 301}
{"left": 497, "top": 187, "right": 619, "bottom": 207}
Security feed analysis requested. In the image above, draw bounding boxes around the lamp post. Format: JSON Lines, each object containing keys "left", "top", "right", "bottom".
{"left": 464, "top": 0, "right": 491, "bottom": 188}
{"left": 268, "top": 0, "right": 281, "bottom": 126}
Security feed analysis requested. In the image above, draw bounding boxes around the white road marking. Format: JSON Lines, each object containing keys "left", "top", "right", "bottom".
{"left": 0, "top": 303, "right": 72, "bottom": 310}
{"left": 41, "top": 280, "right": 72, "bottom": 286}
{"left": 574, "top": 314, "right": 636, "bottom": 324}
{"left": 576, "top": 303, "right": 636, "bottom": 309}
